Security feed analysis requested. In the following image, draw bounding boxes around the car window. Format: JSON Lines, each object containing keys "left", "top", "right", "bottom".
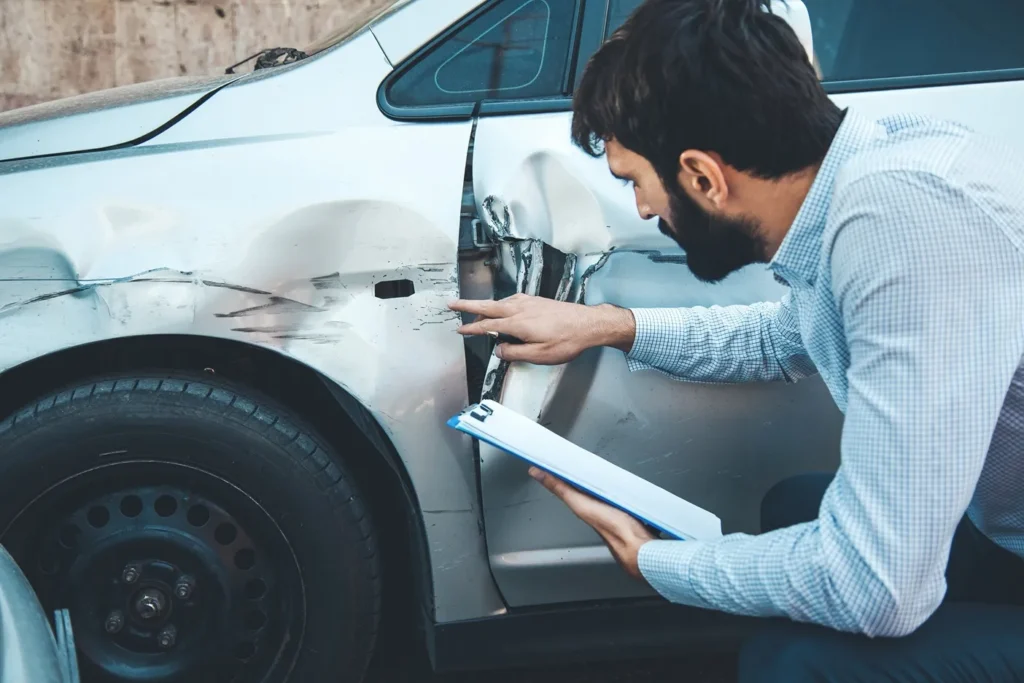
{"left": 385, "top": 0, "right": 579, "bottom": 108}
{"left": 605, "top": 0, "right": 644, "bottom": 39}
{"left": 804, "top": 0, "right": 1024, "bottom": 82}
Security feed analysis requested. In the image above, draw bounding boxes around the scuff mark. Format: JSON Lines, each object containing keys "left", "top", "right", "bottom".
{"left": 573, "top": 249, "right": 614, "bottom": 304}
{"left": 310, "top": 272, "right": 347, "bottom": 290}
{"left": 480, "top": 361, "right": 509, "bottom": 403}
{"left": 231, "top": 325, "right": 303, "bottom": 333}
{"left": 130, "top": 277, "right": 194, "bottom": 284}
{"left": 272, "top": 333, "right": 345, "bottom": 344}
{"left": 553, "top": 253, "right": 578, "bottom": 302}
{"left": 422, "top": 508, "right": 472, "bottom": 514}
{"left": 637, "top": 452, "right": 675, "bottom": 466}
{"left": 0, "top": 285, "right": 92, "bottom": 313}
{"left": 419, "top": 311, "right": 462, "bottom": 326}
{"left": 481, "top": 195, "right": 513, "bottom": 239}
{"left": 201, "top": 280, "right": 272, "bottom": 295}
{"left": 616, "top": 411, "right": 638, "bottom": 426}
{"left": 215, "top": 296, "right": 327, "bottom": 318}
{"left": 1, "top": 267, "right": 203, "bottom": 315}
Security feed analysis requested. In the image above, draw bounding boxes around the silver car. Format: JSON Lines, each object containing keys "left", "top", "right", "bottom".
{"left": 1, "top": 0, "right": 1022, "bottom": 681}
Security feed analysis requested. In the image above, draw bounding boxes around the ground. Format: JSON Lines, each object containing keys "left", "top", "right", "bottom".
{"left": 365, "top": 627, "right": 737, "bottom": 683}
{"left": 370, "top": 657, "right": 736, "bottom": 683}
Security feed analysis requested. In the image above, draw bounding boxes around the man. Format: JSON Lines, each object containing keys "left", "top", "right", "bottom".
{"left": 448, "top": 0, "right": 1024, "bottom": 680}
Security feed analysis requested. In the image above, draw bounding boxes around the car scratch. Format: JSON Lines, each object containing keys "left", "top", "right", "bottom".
{"left": 201, "top": 280, "right": 273, "bottom": 295}
{"left": 214, "top": 297, "right": 327, "bottom": 318}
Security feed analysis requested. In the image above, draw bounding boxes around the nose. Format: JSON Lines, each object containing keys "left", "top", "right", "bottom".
{"left": 636, "top": 200, "right": 654, "bottom": 221}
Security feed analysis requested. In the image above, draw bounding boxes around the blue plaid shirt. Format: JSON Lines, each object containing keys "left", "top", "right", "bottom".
{"left": 629, "top": 110, "right": 1024, "bottom": 637}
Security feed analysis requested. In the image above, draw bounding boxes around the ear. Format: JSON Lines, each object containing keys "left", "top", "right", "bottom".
{"left": 677, "top": 150, "right": 729, "bottom": 209}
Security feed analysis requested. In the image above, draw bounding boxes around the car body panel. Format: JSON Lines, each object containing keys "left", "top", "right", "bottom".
{"left": 0, "top": 26, "right": 504, "bottom": 624}
{"left": 2, "top": 0, "right": 1024, "bottom": 644}
{"left": 0, "top": 73, "right": 239, "bottom": 162}
{"left": 471, "top": 107, "right": 844, "bottom": 605}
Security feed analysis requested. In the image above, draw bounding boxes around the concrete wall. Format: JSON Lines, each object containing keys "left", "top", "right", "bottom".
{"left": 0, "top": 0, "right": 395, "bottom": 112}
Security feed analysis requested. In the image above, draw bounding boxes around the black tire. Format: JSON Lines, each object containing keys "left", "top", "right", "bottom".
{"left": 0, "top": 374, "right": 380, "bottom": 683}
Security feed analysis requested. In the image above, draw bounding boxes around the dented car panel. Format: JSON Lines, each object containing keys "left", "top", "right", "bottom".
{"left": 0, "top": 27, "right": 504, "bottom": 623}
{"left": 469, "top": 103, "right": 846, "bottom": 606}
{"left": 468, "top": 70, "right": 1024, "bottom": 609}
{"left": 6, "top": 0, "right": 1023, "bottom": 646}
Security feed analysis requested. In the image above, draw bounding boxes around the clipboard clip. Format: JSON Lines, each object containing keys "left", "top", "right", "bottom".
{"left": 469, "top": 403, "right": 493, "bottom": 422}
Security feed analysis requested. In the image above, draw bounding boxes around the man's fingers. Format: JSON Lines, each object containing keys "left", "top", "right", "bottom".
{"left": 529, "top": 467, "right": 566, "bottom": 497}
{"left": 448, "top": 298, "right": 502, "bottom": 316}
{"left": 494, "top": 342, "right": 531, "bottom": 362}
{"left": 457, "top": 318, "right": 508, "bottom": 337}
{"left": 529, "top": 467, "right": 588, "bottom": 507}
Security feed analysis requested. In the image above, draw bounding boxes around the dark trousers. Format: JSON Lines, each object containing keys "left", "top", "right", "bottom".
{"left": 738, "top": 473, "right": 1024, "bottom": 683}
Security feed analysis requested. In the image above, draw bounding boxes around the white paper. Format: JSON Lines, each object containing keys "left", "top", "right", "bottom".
{"left": 449, "top": 400, "right": 722, "bottom": 541}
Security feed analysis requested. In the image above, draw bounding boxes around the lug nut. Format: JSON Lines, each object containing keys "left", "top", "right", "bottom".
{"left": 134, "top": 588, "right": 167, "bottom": 620}
{"left": 174, "top": 575, "right": 195, "bottom": 600}
{"left": 104, "top": 610, "right": 124, "bottom": 634}
{"left": 122, "top": 563, "right": 141, "bottom": 584}
{"left": 157, "top": 624, "right": 177, "bottom": 649}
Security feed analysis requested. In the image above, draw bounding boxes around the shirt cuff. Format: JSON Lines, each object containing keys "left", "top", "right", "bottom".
{"left": 622, "top": 309, "right": 688, "bottom": 370}
{"left": 638, "top": 539, "right": 712, "bottom": 609}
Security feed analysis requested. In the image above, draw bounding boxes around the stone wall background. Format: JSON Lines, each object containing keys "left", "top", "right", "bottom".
{"left": 0, "top": 0, "right": 395, "bottom": 112}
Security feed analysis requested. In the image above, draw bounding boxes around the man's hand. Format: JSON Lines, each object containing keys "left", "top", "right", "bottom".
{"left": 528, "top": 466, "right": 656, "bottom": 581}
{"left": 448, "top": 294, "right": 636, "bottom": 365}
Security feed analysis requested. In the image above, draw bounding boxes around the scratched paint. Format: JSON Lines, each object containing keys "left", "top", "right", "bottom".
{"left": 0, "top": 24, "right": 505, "bottom": 624}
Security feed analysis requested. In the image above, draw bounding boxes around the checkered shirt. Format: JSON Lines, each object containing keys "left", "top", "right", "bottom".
{"left": 628, "top": 109, "right": 1024, "bottom": 637}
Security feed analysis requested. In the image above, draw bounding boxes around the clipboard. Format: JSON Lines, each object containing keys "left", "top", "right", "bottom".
{"left": 448, "top": 400, "right": 722, "bottom": 541}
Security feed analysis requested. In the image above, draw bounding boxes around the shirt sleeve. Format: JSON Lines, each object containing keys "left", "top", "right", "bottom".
{"left": 637, "top": 171, "right": 1024, "bottom": 637}
{"left": 625, "top": 294, "right": 817, "bottom": 383}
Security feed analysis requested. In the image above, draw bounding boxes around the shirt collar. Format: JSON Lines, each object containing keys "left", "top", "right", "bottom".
{"left": 769, "top": 109, "right": 884, "bottom": 287}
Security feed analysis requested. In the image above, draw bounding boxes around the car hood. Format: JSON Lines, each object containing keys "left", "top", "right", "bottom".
{"left": 0, "top": 72, "right": 241, "bottom": 163}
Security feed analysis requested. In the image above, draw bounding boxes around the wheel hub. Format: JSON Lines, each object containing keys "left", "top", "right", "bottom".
{"left": 2, "top": 464, "right": 304, "bottom": 683}
{"left": 133, "top": 586, "right": 169, "bottom": 621}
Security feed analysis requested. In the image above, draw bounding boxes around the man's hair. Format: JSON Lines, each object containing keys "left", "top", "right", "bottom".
{"left": 571, "top": 0, "right": 843, "bottom": 181}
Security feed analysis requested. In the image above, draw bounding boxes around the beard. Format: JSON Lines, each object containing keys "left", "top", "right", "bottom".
{"left": 659, "top": 182, "right": 767, "bottom": 283}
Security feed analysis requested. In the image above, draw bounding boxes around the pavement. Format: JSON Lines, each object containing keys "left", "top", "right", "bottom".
{"left": 369, "top": 658, "right": 737, "bottom": 682}
{"left": 422, "top": 658, "right": 736, "bottom": 682}
{"left": 364, "top": 631, "right": 737, "bottom": 683}
{"left": 369, "top": 659, "right": 736, "bottom": 683}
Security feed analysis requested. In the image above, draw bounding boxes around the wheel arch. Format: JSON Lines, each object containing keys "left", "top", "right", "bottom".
{"left": 0, "top": 333, "right": 435, "bottom": 630}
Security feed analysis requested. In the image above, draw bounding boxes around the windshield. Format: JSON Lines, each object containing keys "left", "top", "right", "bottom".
{"left": 302, "top": 0, "right": 411, "bottom": 56}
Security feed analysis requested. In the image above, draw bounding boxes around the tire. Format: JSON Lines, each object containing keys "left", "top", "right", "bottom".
{"left": 0, "top": 374, "right": 380, "bottom": 683}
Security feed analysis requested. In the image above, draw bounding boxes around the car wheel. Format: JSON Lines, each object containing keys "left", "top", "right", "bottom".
{"left": 0, "top": 375, "right": 380, "bottom": 683}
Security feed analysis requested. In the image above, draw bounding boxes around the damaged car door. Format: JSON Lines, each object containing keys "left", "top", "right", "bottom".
{"left": 470, "top": 0, "right": 1024, "bottom": 609}
{"left": 468, "top": 0, "right": 829, "bottom": 607}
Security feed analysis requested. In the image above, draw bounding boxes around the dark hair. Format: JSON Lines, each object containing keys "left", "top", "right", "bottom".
{"left": 571, "top": 0, "right": 842, "bottom": 182}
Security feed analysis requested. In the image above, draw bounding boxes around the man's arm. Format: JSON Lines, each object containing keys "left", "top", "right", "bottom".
{"left": 636, "top": 172, "right": 1024, "bottom": 636}
{"left": 626, "top": 294, "right": 816, "bottom": 383}
{"left": 448, "top": 289, "right": 816, "bottom": 384}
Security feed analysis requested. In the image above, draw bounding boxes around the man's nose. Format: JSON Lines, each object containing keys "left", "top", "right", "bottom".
{"left": 636, "top": 201, "right": 655, "bottom": 220}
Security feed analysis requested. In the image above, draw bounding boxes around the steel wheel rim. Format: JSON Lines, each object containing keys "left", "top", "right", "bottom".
{"left": 2, "top": 460, "right": 305, "bottom": 683}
